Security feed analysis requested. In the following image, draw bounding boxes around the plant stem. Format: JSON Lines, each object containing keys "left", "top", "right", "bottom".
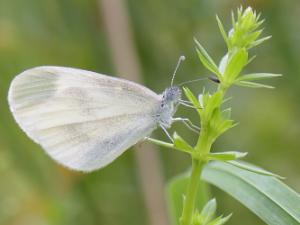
{"left": 218, "top": 84, "right": 228, "bottom": 97}
{"left": 195, "top": 126, "right": 211, "bottom": 154}
{"left": 180, "top": 158, "right": 204, "bottom": 225}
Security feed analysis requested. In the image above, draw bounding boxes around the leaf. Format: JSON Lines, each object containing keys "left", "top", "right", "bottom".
{"left": 183, "top": 87, "right": 201, "bottom": 113}
{"left": 204, "top": 92, "right": 222, "bottom": 120}
{"left": 223, "top": 48, "right": 248, "bottom": 81}
{"left": 221, "top": 108, "right": 231, "bottom": 120}
{"left": 194, "top": 38, "right": 222, "bottom": 78}
{"left": 218, "top": 54, "right": 228, "bottom": 74}
{"left": 231, "top": 10, "right": 235, "bottom": 28}
{"left": 216, "top": 15, "right": 228, "bottom": 45}
{"left": 246, "top": 55, "right": 256, "bottom": 65}
{"left": 145, "top": 137, "right": 190, "bottom": 153}
{"left": 167, "top": 173, "right": 210, "bottom": 225}
{"left": 216, "top": 119, "right": 236, "bottom": 135}
{"left": 216, "top": 214, "right": 232, "bottom": 225}
{"left": 237, "top": 73, "right": 282, "bottom": 81}
{"left": 227, "top": 160, "right": 284, "bottom": 179}
{"left": 249, "top": 35, "right": 272, "bottom": 48}
{"left": 202, "top": 161, "right": 300, "bottom": 225}
{"left": 207, "top": 151, "right": 248, "bottom": 161}
{"left": 244, "top": 30, "right": 262, "bottom": 47}
{"left": 200, "top": 198, "right": 217, "bottom": 224}
{"left": 206, "top": 214, "right": 232, "bottom": 225}
{"left": 234, "top": 80, "right": 274, "bottom": 89}
{"left": 173, "top": 132, "right": 194, "bottom": 153}
{"left": 146, "top": 137, "right": 174, "bottom": 148}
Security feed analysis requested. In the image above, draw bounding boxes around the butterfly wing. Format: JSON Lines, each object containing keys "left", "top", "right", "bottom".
{"left": 8, "top": 66, "right": 161, "bottom": 171}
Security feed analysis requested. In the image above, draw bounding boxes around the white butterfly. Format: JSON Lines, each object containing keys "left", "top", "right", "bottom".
{"left": 8, "top": 66, "right": 185, "bottom": 172}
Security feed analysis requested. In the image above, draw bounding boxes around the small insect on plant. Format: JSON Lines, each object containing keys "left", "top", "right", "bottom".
{"left": 7, "top": 6, "right": 300, "bottom": 225}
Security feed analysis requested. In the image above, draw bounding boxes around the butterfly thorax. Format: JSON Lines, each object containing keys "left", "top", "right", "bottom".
{"left": 157, "top": 86, "right": 181, "bottom": 128}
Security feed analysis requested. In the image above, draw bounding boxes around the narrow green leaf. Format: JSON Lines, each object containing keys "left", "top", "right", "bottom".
{"left": 250, "top": 35, "right": 272, "bottom": 48}
{"left": 202, "top": 161, "right": 300, "bottom": 225}
{"left": 235, "top": 80, "right": 274, "bottom": 89}
{"left": 251, "top": 18, "right": 264, "bottom": 31}
{"left": 237, "top": 73, "right": 282, "bottom": 81}
{"left": 216, "top": 119, "right": 235, "bottom": 135}
{"left": 221, "top": 108, "right": 231, "bottom": 120}
{"left": 216, "top": 214, "right": 232, "bottom": 225}
{"left": 231, "top": 10, "right": 235, "bottom": 28}
{"left": 173, "top": 132, "right": 194, "bottom": 153}
{"left": 205, "top": 92, "right": 222, "bottom": 119}
{"left": 194, "top": 38, "right": 221, "bottom": 78}
{"left": 207, "top": 151, "right": 248, "bottom": 161}
{"left": 244, "top": 30, "right": 262, "bottom": 46}
{"left": 224, "top": 48, "right": 248, "bottom": 81}
{"left": 183, "top": 87, "right": 201, "bottom": 113}
{"left": 227, "top": 160, "right": 284, "bottom": 179}
{"left": 246, "top": 55, "right": 256, "bottom": 65}
{"left": 146, "top": 137, "right": 188, "bottom": 154}
{"left": 198, "top": 94, "right": 204, "bottom": 108}
{"left": 222, "top": 97, "right": 232, "bottom": 104}
{"left": 218, "top": 54, "right": 228, "bottom": 74}
{"left": 206, "top": 216, "right": 222, "bottom": 225}
{"left": 201, "top": 198, "right": 217, "bottom": 224}
{"left": 167, "top": 173, "right": 210, "bottom": 225}
{"left": 206, "top": 214, "right": 232, "bottom": 225}
{"left": 146, "top": 137, "right": 174, "bottom": 148}
{"left": 216, "top": 15, "right": 228, "bottom": 45}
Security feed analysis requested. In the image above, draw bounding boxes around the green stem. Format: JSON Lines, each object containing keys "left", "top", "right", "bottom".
{"left": 180, "top": 158, "right": 204, "bottom": 225}
{"left": 195, "top": 126, "right": 210, "bottom": 154}
{"left": 218, "top": 83, "right": 229, "bottom": 97}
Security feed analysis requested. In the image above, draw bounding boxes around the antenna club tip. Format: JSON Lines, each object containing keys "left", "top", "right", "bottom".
{"left": 180, "top": 55, "right": 186, "bottom": 61}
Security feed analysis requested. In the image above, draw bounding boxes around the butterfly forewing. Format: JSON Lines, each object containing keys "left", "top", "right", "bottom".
{"left": 8, "top": 66, "right": 161, "bottom": 171}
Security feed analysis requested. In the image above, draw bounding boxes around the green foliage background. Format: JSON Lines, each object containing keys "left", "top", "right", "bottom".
{"left": 0, "top": 0, "right": 299, "bottom": 225}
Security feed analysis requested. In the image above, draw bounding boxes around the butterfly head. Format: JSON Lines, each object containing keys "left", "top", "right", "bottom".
{"left": 157, "top": 86, "right": 181, "bottom": 128}
{"left": 162, "top": 86, "right": 181, "bottom": 104}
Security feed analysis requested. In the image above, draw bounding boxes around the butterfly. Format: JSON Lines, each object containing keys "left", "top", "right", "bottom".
{"left": 8, "top": 59, "right": 196, "bottom": 172}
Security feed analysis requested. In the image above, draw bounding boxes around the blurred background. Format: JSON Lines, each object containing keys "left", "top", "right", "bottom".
{"left": 0, "top": 0, "right": 299, "bottom": 225}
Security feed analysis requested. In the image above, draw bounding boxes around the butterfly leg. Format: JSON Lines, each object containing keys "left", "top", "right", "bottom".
{"left": 173, "top": 117, "right": 200, "bottom": 133}
{"left": 179, "top": 99, "right": 193, "bottom": 104}
{"left": 160, "top": 125, "right": 174, "bottom": 142}
{"left": 179, "top": 100, "right": 202, "bottom": 109}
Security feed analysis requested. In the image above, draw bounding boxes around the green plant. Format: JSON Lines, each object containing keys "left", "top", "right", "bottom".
{"left": 148, "top": 6, "right": 300, "bottom": 225}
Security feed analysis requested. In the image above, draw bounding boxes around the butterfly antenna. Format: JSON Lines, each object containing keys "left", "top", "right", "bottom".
{"left": 178, "top": 77, "right": 209, "bottom": 86}
{"left": 171, "top": 55, "right": 186, "bottom": 86}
